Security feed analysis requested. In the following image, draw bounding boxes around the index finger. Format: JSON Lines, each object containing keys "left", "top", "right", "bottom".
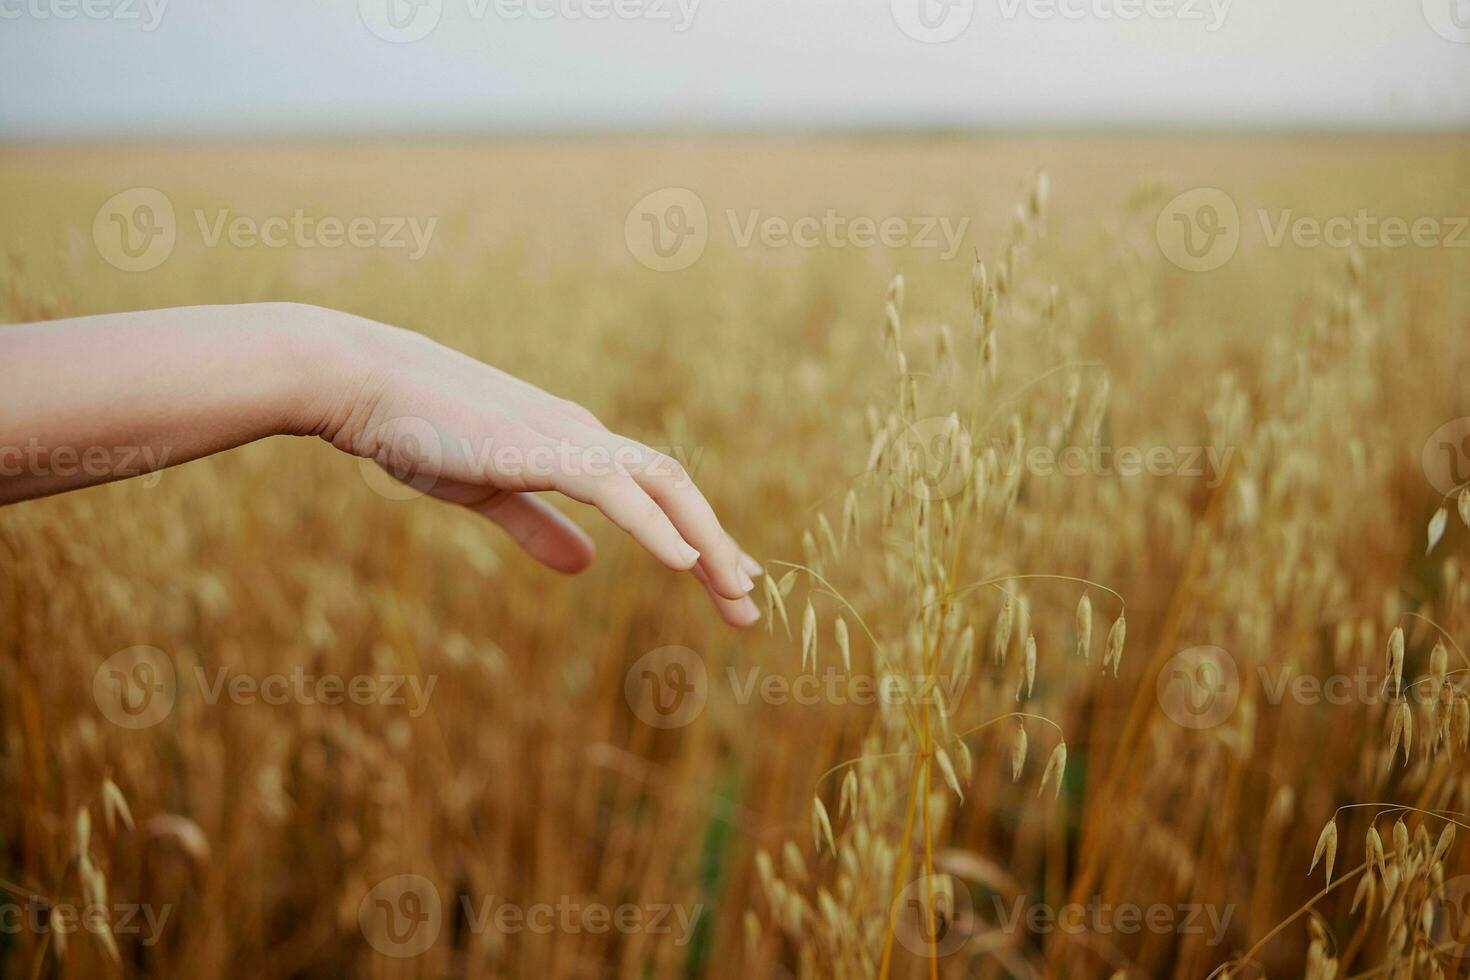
{"left": 574, "top": 428, "right": 755, "bottom": 601}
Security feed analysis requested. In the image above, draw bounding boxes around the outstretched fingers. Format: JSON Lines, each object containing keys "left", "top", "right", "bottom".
{"left": 557, "top": 471, "right": 703, "bottom": 573}
{"left": 692, "top": 563, "right": 762, "bottom": 628}
{"left": 506, "top": 408, "right": 762, "bottom": 624}
{"left": 470, "top": 490, "right": 595, "bottom": 574}
{"left": 560, "top": 425, "right": 754, "bottom": 600}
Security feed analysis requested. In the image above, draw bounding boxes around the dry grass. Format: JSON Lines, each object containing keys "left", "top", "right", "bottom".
{"left": 2, "top": 134, "right": 1470, "bottom": 979}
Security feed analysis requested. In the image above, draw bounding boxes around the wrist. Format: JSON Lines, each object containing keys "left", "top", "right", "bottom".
{"left": 261, "top": 303, "right": 386, "bottom": 445}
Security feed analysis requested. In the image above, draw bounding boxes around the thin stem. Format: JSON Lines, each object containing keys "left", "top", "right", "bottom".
{"left": 931, "top": 573, "right": 1125, "bottom": 615}
{"left": 975, "top": 360, "right": 1107, "bottom": 435}
{"left": 1207, "top": 856, "right": 1378, "bottom": 980}
{"left": 878, "top": 757, "right": 925, "bottom": 980}
{"left": 1403, "top": 611, "right": 1470, "bottom": 673}
{"left": 767, "top": 561, "right": 881, "bottom": 649}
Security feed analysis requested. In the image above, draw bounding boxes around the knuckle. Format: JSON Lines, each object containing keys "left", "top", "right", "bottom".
{"left": 559, "top": 398, "right": 602, "bottom": 429}
{"left": 639, "top": 497, "right": 665, "bottom": 528}
{"left": 651, "top": 452, "right": 687, "bottom": 482}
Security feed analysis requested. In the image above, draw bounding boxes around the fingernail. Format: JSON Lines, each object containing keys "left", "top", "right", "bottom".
{"left": 677, "top": 543, "right": 701, "bottom": 568}
{"left": 738, "top": 568, "right": 755, "bottom": 593}
{"left": 733, "top": 596, "right": 761, "bottom": 626}
{"left": 740, "top": 552, "right": 764, "bottom": 577}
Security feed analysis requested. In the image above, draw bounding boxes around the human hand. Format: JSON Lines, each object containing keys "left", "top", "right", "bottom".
{"left": 318, "top": 314, "right": 763, "bottom": 627}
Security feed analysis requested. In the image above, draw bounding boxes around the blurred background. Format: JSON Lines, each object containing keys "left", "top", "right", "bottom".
{"left": 2, "top": 0, "right": 1468, "bottom": 135}
{"left": 2, "top": 3, "right": 1470, "bottom": 980}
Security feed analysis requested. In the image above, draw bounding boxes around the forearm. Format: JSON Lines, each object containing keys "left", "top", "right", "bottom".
{"left": 1, "top": 300, "right": 761, "bottom": 624}
{"left": 0, "top": 303, "right": 350, "bottom": 503}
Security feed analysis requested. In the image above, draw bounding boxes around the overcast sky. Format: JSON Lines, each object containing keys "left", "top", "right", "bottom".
{"left": 1, "top": 0, "right": 1467, "bottom": 136}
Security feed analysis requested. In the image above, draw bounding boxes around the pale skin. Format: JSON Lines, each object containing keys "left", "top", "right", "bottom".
{"left": 1, "top": 302, "right": 763, "bottom": 627}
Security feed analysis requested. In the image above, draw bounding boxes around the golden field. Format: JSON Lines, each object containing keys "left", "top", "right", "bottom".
{"left": 2, "top": 135, "right": 1470, "bottom": 978}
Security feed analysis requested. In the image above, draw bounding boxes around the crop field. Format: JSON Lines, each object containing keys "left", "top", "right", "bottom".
{"left": 3, "top": 134, "right": 1470, "bottom": 978}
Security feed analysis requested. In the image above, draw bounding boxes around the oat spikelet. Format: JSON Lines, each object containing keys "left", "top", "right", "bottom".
{"left": 937, "top": 323, "right": 955, "bottom": 371}
{"left": 1460, "top": 487, "right": 1470, "bottom": 529}
{"left": 755, "top": 849, "right": 774, "bottom": 890}
{"left": 101, "top": 778, "right": 134, "bottom": 834}
{"left": 1385, "top": 626, "right": 1404, "bottom": 698}
{"left": 778, "top": 569, "right": 796, "bottom": 598}
{"left": 74, "top": 805, "right": 91, "bottom": 857}
{"left": 935, "top": 747, "right": 964, "bottom": 801}
{"left": 1076, "top": 593, "right": 1092, "bottom": 660}
{"left": 811, "top": 797, "right": 835, "bottom": 855}
{"left": 866, "top": 427, "right": 889, "bottom": 474}
{"left": 1350, "top": 871, "right": 1373, "bottom": 914}
{"left": 1310, "top": 818, "right": 1338, "bottom": 886}
{"left": 1382, "top": 864, "right": 1401, "bottom": 906}
{"left": 839, "top": 769, "right": 858, "bottom": 820}
{"left": 1390, "top": 701, "right": 1412, "bottom": 765}
{"left": 1367, "top": 825, "right": 1386, "bottom": 879}
{"left": 79, "top": 852, "right": 104, "bottom": 905}
{"left": 80, "top": 856, "right": 120, "bottom": 961}
{"left": 993, "top": 592, "right": 1014, "bottom": 663}
{"left": 801, "top": 599, "right": 817, "bottom": 672}
{"left": 1039, "top": 741, "right": 1067, "bottom": 799}
{"left": 955, "top": 624, "right": 976, "bottom": 682}
{"left": 782, "top": 840, "right": 808, "bottom": 882}
{"left": 1431, "top": 640, "right": 1449, "bottom": 698}
{"left": 801, "top": 529, "right": 820, "bottom": 571}
{"left": 817, "top": 888, "right": 841, "bottom": 934}
{"left": 1031, "top": 170, "right": 1050, "bottom": 224}
{"left": 1105, "top": 614, "right": 1126, "bottom": 677}
{"left": 834, "top": 616, "right": 851, "bottom": 673}
{"left": 1011, "top": 723, "right": 1028, "bottom": 782}
{"left": 95, "top": 919, "right": 122, "bottom": 966}
{"left": 1428, "top": 506, "right": 1448, "bottom": 554}
{"left": 743, "top": 911, "right": 761, "bottom": 961}
{"left": 1017, "top": 633, "right": 1036, "bottom": 701}
{"left": 1435, "top": 822, "right": 1456, "bottom": 863}
{"left": 841, "top": 488, "right": 859, "bottom": 547}
{"left": 883, "top": 300, "right": 902, "bottom": 351}
{"left": 815, "top": 515, "right": 838, "bottom": 559}
{"left": 955, "top": 738, "right": 974, "bottom": 780}
{"left": 765, "top": 573, "right": 791, "bottom": 637}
